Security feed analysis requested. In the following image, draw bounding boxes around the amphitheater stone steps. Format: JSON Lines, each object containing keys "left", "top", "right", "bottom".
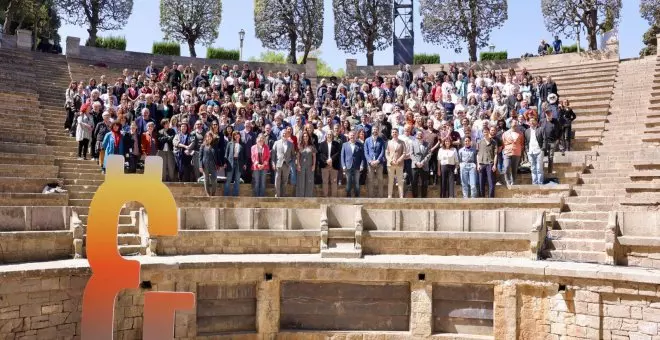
{"left": 27, "top": 51, "right": 147, "bottom": 257}
{"left": 546, "top": 56, "right": 657, "bottom": 264}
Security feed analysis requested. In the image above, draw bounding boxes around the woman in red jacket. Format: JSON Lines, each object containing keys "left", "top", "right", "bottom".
{"left": 251, "top": 134, "right": 270, "bottom": 197}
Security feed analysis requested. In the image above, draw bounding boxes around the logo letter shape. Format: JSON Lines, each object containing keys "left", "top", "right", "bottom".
{"left": 81, "top": 155, "right": 194, "bottom": 339}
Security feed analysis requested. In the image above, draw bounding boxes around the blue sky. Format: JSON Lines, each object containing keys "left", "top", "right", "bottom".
{"left": 59, "top": 0, "right": 648, "bottom": 70}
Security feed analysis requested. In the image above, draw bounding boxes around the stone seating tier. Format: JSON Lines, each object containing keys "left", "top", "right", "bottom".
{"left": 0, "top": 206, "right": 73, "bottom": 263}
{"left": 153, "top": 207, "right": 547, "bottom": 259}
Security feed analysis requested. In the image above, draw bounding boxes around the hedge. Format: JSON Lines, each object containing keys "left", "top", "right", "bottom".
{"left": 413, "top": 53, "right": 440, "bottom": 64}
{"left": 207, "top": 47, "right": 239, "bottom": 60}
{"left": 94, "top": 36, "right": 126, "bottom": 51}
{"left": 562, "top": 44, "right": 578, "bottom": 53}
{"left": 152, "top": 41, "right": 180, "bottom": 56}
{"left": 479, "top": 51, "right": 508, "bottom": 61}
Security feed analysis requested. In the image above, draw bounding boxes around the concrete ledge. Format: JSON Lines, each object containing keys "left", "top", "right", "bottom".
{"left": 618, "top": 236, "right": 660, "bottom": 247}
{"left": 0, "top": 206, "right": 70, "bottom": 231}
{"left": 0, "top": 230, "right": 73, "bottom": 264}
{"left": 0, "top": 193, "right": 68, "bottom": 206}
{"left": 365, "top": 231, "right": 528, "bottom": 240}
{"left": 174, "top": 197, "right": 563, "bottom": 210}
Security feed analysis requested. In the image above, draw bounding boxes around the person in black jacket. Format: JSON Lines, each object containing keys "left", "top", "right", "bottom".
{"left": 524, "top": 117, "right": 546, "bottom": 185}
{"left": 317, "top": 131, "right": 341, "bottom": 197}
{"left": 157, "top": 119, "right": 177, "bottom": 182}
{"left": 541, "top": 110, "right": 562, "bottom": 175}
{"left": 559, "top": 99, "right": 576, "bottom": 154}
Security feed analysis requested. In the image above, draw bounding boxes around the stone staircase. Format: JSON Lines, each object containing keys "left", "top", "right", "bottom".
{"left": 524, "top": 60, "right": 618, "bottom": 151}
{"left": 544, "top": 56, "right": 658, "bottom": 263}
{"left": 320, "top": 205, "right": 363, "bottom": 258}
{"left": 0, "top": 49, "right": 68, "bottom": 206}
{"left": 30, "top": 51, "right": 145, "bottom": 256}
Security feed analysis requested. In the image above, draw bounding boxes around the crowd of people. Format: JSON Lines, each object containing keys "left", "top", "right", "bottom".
{"left": 63, "top": 59, "right": 576, "bottom": 198}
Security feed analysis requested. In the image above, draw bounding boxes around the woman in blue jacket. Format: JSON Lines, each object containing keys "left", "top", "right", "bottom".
{"left": 101, "top": 122, "right": 125, "bottom": 174}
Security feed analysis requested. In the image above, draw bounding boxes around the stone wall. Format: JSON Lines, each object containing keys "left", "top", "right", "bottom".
{"left": 347, "top": 47, "right": 619, "bottom": 77}
{"left": 152, "top": 207, "right": 543, "bottom": 258}
{"left": 65, "top": 36, "right": 310, "bottom": 78}
{"left": 0, "top": 206, "right": 73, "bottom": 263}
{"left": 611, "top": 211, "right": 660, "bottom": 269}
{"left": 156, "top": 230, "right": 320, "bottom": 255}
{"left": 1, "top": 259, "right": 660, "bottom": 339}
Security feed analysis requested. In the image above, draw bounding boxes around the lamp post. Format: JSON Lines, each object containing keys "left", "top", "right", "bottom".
{"left": 574, "top": 20, "right": 581, "bottom": 53}
{"left": 238, "top": 29, "right": 245, "bottom": 61}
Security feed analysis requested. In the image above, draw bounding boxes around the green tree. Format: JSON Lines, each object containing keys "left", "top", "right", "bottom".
{"left": 159, "top": 0, "right": 222, "bottom": 57}
{"left": 640, "top": 0, "right": 660, "bottom": 56}
{"left": 55, "top": 0, "right": 133, "bottom": 47}
{"left": 248, "top": 51, "right": 288, "bottom": 64}
{"left": 540, "top": 0, "right": 622, "bottom": 51}
{"left": 419, "top": 0, "right": 507, "bottom": 62}
{"left": 641, "top": 23, "right": 660, "bottom": 57}
{"left": 254, "top": 0, "right": 324, "bottom": 64}
{"left": 1, "top": 0, "right": 61, "bottom": 48}
{"left": 332, "top": 0, "right": 392, "bottom": 66}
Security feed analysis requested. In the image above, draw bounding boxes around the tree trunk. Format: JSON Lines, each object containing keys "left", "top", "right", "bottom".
{"left": 3, "top": 0, "right": 13, "bottom": 34}
{"left": 287, "top": 30, "right": 297, "bottom": 64}
{"left": 300, "top": 45, "right": 310, "bottom": 64}
{"left": 468, "top": 36, "right": 477, "bottom": 62}
{"left": 87, "top": 27, "right": 97, "bottom": 47}
{"left": 366, "top": 42, "right": 374, "bottom": 66}
{"left": 187, "top": 39, "right": 196, "bottom": 57}
{"left": 587, "top": 8, "right": 598, "bottom": 50}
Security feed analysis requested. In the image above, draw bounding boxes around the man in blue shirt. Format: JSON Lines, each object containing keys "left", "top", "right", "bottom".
{"left": 355, "top": 114, "right": 372, "bottom": 139}
{"left": 364, "top": 126, "right": 386, "bottom": 197}
{"left": 341, "top": 131, "right": 365, "bottom": 197}
{"left": 553, "top": 36, "right": 562, "bottom": 54}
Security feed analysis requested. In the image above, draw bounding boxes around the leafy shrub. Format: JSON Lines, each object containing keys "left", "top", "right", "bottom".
{"left": 562, "top": 44, "right": 578, "bottom": 53}
{"left": 206, "top": 47, "right": 239, "bottom": 60}
{"left": 479, "top": 51, "right": 508, "bottom": 61}
{"left": 94, "top": 36, "right": 126, "bottom": 51}
{"left": 413, "top": 53, "right": 440, "bottom": 64}
{"left": 152, "top": 41, "right": 180, "bottom": 56}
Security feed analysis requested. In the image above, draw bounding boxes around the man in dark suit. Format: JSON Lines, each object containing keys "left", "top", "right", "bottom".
{"left": 341, "top": 131, "right": 365, "bottom": 197}
{"left": 318, "top": 131, "right": 341, "bottom": 197}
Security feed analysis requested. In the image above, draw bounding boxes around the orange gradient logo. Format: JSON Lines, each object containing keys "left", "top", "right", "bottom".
{"left": 81, "top": 155, "right": 194, "bottom": 339}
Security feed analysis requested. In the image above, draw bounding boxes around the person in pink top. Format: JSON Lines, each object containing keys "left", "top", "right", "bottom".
{"left": 251, "top": 134, "right": 271, "bottom": 197}
{"left": 502, "top": 119, "right": 525, "bottom": 188}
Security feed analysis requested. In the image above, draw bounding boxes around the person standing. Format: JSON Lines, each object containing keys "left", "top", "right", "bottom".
{"left": 502, "top": 119, "right": 525, "bottom": 188}
{"left": 101, "top": 122, "right": 125, "bottom": 174}
{"left": 541, "top": 109, "right": 562, "bottom": 175}
{"left": 386, "top": 129, "right": 406, "bottom": 198}
{"left": 199, "top": 132, "right": 219, "bottom": 196}
{"left": 524, "top": 117, "right": 546, "bottom": 185}
{"left": 76, "top": 107, "right": 93, "bottom": 160}
{"left": 559, "top": 99, "right": 576, "bottom": 154}
{"left": 296, "top": 132, "right": 317, "bottom": 197}
{"left": 271, "top": 129, "right": 294, "bottom": 197}
{"left": 223, "top": 131, "right": 246, "bottom": 197}
{"left": 251, "top": 134, "right": 270, "bottom": 197}
{"left": 173, "top": 122, "right": 195, "bottom": 182}
{"left": 341, "top": 131, "right": 365, "bottom": 198}
{"left": 458, "top": 137, "right": 478, "bottom": 198}
{"left": 437, "top": 138, "right": 459, "bottom": 198}
{"left": 240, "top": 121, "right": 257, "bottom": 184}
{"left": 477, "top": 129, "right": 498, "bottom": 198}
{"left": 364, "top": 127, "right": 386, "bottom": 197}
{"left": 318, "top": 131, "right": 341, "bottom": 197}
{"left": 157, "top": 119, "right": 177, "bottom": 182}
{"left": 125, "top": 122, "right": 141, "bottom": 174}
{"left": 190, "top": 121, "right": 206, "bottom": 180}
{"left": 410, "top": 131, "right": 437, "bottom": 198}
